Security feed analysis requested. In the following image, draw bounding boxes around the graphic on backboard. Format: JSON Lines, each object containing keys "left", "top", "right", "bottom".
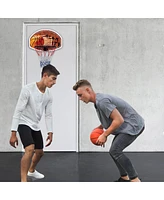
{"left": 29, "top": 29, "right": 62, "bottom": 67}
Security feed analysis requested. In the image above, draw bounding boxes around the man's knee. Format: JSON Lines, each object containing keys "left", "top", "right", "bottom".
{"left": 109, "top": 147, "right": 122, "bottom": 160}
{"left": 24, "top": 144, "right": 35, "bottom": 156}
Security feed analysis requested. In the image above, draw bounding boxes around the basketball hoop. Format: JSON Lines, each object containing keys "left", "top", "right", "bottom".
{"left": 35, "top": 47, "right": 55, "bottom": 68}
{"left": 29, "top": 29, "right": 62, "bottom": 68}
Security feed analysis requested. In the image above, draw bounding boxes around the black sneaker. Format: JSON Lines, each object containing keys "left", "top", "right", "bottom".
{"left": 115, "top": 177, "right": 130, "bottom": 182}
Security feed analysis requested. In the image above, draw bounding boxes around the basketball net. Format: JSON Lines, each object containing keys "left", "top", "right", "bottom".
{"left": 35, "top": 49, "right": 55, "bottom": 68}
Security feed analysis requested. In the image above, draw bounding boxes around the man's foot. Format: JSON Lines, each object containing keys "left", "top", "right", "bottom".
{"left": 115, "top": 177, "right": 130, "bottom": 182}
{"left": 130, "top": 177, "right": 141, "bottom": 182}
{"left": 27, "top": 170, "right": 44, "bottom": 179}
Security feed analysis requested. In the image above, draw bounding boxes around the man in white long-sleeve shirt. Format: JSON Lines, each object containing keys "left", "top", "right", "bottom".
{"left": 9, "top": 64, "right": 60, "bottom": 182}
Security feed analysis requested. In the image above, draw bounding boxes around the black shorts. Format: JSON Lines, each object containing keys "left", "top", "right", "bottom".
{"left": 18, "top": 124, "right": 43, "bottom": 149}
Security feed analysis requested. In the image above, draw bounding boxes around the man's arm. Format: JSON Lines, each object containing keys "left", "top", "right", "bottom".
{"left": 96, "top": 108, "right": 124, "bottom": 146}
{"left": 45, "top": 97, "right": 53, "bottom": 147}
{"left": 10, "top": 88, "right": 29, "bottom": 148}
{"left": 11, "top": 87, "right": 29, "bottom": 131}
{"left": 103, "top": 108, "right": 124, "bottom": 137}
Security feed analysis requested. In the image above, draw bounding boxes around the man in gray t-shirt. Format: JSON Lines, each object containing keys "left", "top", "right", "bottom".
{"left": 95, "top": 93, "right": 144, "bottom": 136}
{"left": 73, "top": 79, "right": 145, "bottom": 182}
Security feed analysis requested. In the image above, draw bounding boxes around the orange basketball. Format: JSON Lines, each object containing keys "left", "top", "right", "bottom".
{"left": 90, "top": 128, "right": 104, "bottom": 146}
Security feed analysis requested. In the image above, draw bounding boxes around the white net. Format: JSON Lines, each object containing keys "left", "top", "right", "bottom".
{"left": 35, "top": 49, "right": 55, "bottom": 67}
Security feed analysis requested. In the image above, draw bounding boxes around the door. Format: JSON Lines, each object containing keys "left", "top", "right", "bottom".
{"left": 23, "top": 22, "right": 79, "bottom": 151}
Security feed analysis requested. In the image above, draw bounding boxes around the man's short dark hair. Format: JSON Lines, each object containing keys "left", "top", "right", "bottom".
{"left": 73, "top": 79, "right": 92, "bottom": 91}
{"left": 41, "top": 64, "right": 60, "bottom": 77}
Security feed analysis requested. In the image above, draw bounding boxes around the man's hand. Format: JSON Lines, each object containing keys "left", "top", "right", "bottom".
{"left": 9, "top": 134, "right": 18, "bottom": 148}
{"left": 45, "top": 132, "right": 53, "bottom": 147}
{"left": 96, "top": 133, "right": 107, "bottom": 147}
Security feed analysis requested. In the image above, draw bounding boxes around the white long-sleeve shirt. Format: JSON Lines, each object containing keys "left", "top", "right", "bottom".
{"left": 11, "top": 82, "right": 53, "bottom": 133}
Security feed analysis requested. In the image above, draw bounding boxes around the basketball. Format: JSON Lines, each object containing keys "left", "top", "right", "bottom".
{"left": 90, "top": 128, "right": 104, "bottom": 145}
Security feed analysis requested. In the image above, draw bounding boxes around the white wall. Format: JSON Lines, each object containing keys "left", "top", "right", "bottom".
{"left": 79, "top": 18, "right": 164, "bottom": 151}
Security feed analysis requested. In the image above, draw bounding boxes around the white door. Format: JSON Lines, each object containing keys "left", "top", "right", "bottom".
{"left": 23, "top": 23, "right": 79, "bottom": 151}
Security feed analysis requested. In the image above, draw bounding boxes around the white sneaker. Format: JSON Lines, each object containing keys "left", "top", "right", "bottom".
{"left": 27, "top": 170, "right": 44, "bottom": 179}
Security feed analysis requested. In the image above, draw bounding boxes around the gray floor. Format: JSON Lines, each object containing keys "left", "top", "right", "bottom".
{"left": 0, "top": 152, "right": 164, "bottom": 182}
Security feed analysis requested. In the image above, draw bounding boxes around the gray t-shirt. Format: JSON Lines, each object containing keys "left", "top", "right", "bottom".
{"left": 95, "top": 93, "right": 145, "bottom": 135}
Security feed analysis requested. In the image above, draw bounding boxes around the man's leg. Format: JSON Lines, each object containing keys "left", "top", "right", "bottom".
{"left": 111, "top": 155, "right": 130, "bottom": 181}
{"left": 18, "top": 125, "right": 35, "bottom": 182}
{"left": 109, "top": 130, "right": 143, "bottom": 182}
{"left": 21, "top": 144, "right": 34, "bottom": 182}
{"left": 27, "top": 130, "right": 44, "bottom": 178}
{"left": 28, "top": 149, "right": 44, "bottom": 172}
{"left": 110, "top": 135, "right": 129, "bottom": 181}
